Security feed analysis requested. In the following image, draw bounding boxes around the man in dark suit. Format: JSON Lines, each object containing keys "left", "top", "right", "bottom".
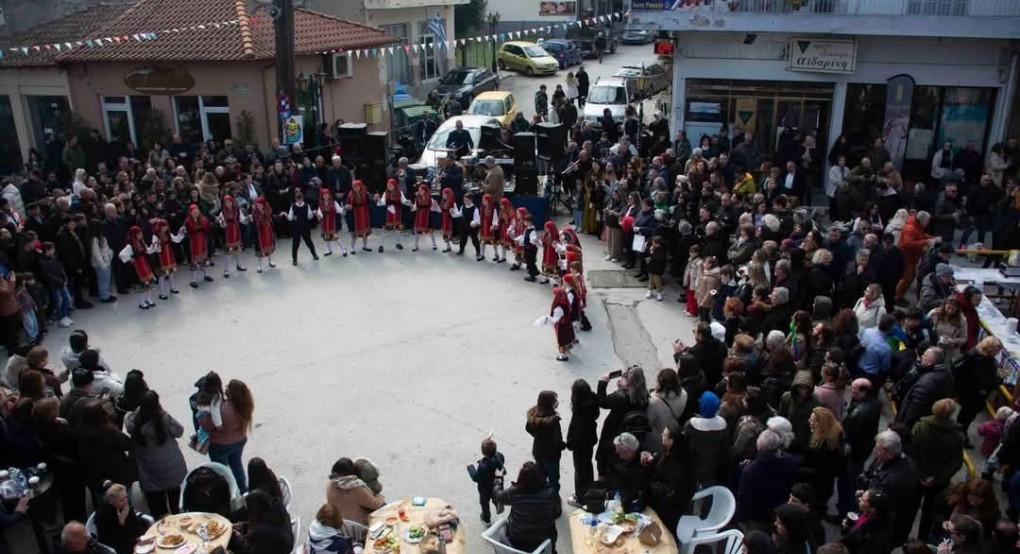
{"left": 783, "top": 160, "right": 807, "bottom": 204}
{"left": 326, "top": 155, "right": 353, "bottom": 200}
{"left": 445, "top": 119, "right": 474, "bottom": 159}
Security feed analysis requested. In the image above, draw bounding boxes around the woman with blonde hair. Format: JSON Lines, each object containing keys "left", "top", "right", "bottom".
{"left": 797, "top": 406, "right": 845, "bottom": 507}
{"left": 852, "top": 283, "right": 886, "bottom": 330}
{"left": 564, "top": 72, "right": 578, "bottom": 104}
{"left": 928, "top": 297, "right": 967, "bottom": 363}
{"left": 954, "top": 336, "right": 1004, "bottom": 442}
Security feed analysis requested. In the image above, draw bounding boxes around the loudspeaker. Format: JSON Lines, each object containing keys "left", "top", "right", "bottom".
{"left": 364, "top": 132, "right": 387, "bottom": 164}
{"left": 535, "top": 122, "right": 565, "bottom": 160}
{"left": 480, "top": 124, "right": 502, "bottom": 152}
{"left": 513, "top": 132, "right": 536, "bottom": 167}
{"left": 337, "top": 123, "right": 368, "bottom": 165}
{"left": 361, "top": 163, "right": 387, "bottom": 194}
{"left": 515, "top": 167, "right": 539, "bottom": 196}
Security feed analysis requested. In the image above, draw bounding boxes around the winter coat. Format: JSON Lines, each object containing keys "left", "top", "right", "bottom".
{"left": 910, "top": 415, "right": 964, "bottom": 486}
{"left": 492, "top": 482, "right": 560, "bottom": 550}
{"left": 861, "top": 455, "right": 919, "bottom": 544}
{"left": 894, "top": 364, "right": 954, "bottom": 429}
{"left": 843, "top": 396, "right": 882, "bottom": 464}
{"left": 566, "top": 399, "right": 599, "bottom": 450}
{"left": 840, "top": 513, "right": 894, "bottom": 554}
{"left": 525, "top": 409, "right": 565, "bottom": 462}
{"left": 778, "top": 371, "right": 820, "bottom": 453}
{"left": 325, "top": 475, "right": 384, "bottom": 525}
{"left": 953, "top": 352, "right": 1001, "bottom": 402}
{"left": 596, "top": 380, "right": 647, "bottom": 469}
{"left": 897, "top": 215, "right": 932, "bottom": 265}
{"left": 852, "top": 296, "right": 887, "bottom": 330}
{"left": 813, "top": 383, "right": 845, "bottom": 420}
{"left": 645, "top": 390, "right": 687, "bottom": 452}
{"left": 684, "top": 415, "right": 728, "bottom": 485}
{"left": 978, "top": 419, "right": 1005, "bottom": 458}
{"left": 306, "top": 520, "right": 355, "bottom": 554}
{"left": 696, "top": 270, "right": 721, "bottom": 309}
{"left": 735, "top": 450, "right": 799, "bottom": 525}
{"left": 919, "top": 273, "right": 955, "bottom": 313}
{"left": 76, "top": 426, "right": 138, "bottom": 492}
{"left": 124, "top": 410, "right": 188, "bottom": 492}
{"left": 797, "top": 436, "right": 846, "bottom": 504}
{"left": 731, "top": 415, "right": 767, "bottom": 463}
{"left": 94, "top": 502, "right": 149, "bottom": 554}
{"left": 805, "top": 265, "right": 834, "bottom": 305}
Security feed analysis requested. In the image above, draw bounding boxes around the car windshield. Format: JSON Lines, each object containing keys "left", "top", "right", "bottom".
{"left": 523, "top": 46, "right": 548, "bottom": 58}
{"left": 543, "top": 43, "right": 561, "bottom": 52}
{"left": 469, "top": 100, "right": 506, "bottom": 116}
{"left": 440, "top": 71, "right": 471, "bottom": 85}
{"left": 589, "top": 86, "right": 626, "bottom": 104}
{"left": 427, "top": 125, "right": 482, "bottom": 151}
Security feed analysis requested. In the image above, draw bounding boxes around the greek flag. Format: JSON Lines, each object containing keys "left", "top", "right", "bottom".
{"left": 428, "top": 13, "right": 447, "bottom": 45}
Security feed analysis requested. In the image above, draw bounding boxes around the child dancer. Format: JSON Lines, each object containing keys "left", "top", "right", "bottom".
{"left": 412, "top": 184, "right": 438, "bottom": 252}
{"left": 478, "top": 193, "right": 499, "bottom": 263}
{"left": 496, "top": 198, "right": 514, "bottom": 264}
{"left": 217, "top": 195, "right": 247, "bottom": 278}
{"left": 252, "top": 197, "right": 277, "bottom": 273}
{"left": 118, "top": 226, "right": 158, "bottom": 309}
{"left": 377, "top": 178, "right": 408, "bottom": 253}
{"left": 183, "top": 204, "right": 213, "bottom": 288}
{"left": 317, "top": 188, "right": 347, "bottom": 257}
{"left": 534, "top": 286, "right": 574, "bottom": 361}
{"left": 152, "top": 219, "right": 182, "bottom": 300}
{"left": 284, "top": 190, "right": 319, "bottom": 265}
{"left": 568, "top": 261, "right": 593, "bottom": 331}
{"left": 562, "top": 273, "right": 583, "bottom": 342}
{"left": 681, "top": 244, "right": 703, "bottom": 315}
{"left": 509, "top": 207, "right": 529, "bottom": 271}
{"left": 346, "top": 179, "right": 373, "bottom": 253}
{"left": 439, "top": 187, "right": 457, "bottom": 253}
{"left": 540, "top": 220, "right": 560, "bottom": 285}
{"left": 517, "top": 215, "right": 541, "bottom": 282}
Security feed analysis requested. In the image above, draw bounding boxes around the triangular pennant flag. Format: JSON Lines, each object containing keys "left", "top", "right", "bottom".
{"left": 85, "top": 39, "right": 94, "bottom": 47}
{"left": 54, "top": 44, "right": 62, "bottom": 51}
{"left": 113, "top": 37, "right": 121, "bottom": 43}
{"left": 32, "top": 46, "right": 41, "bottom": 52}
{"left": 21, "top": 47, "right": 29, "bottom": 55}
{"left": 65, "top": 42, "right": 72, "bottom": 49}
{"left": 132, "top": 34, "right": 140, "bottom": 41}
{"left": 198, "top": 24, "right": 206, "bottom": 30}
{"left": 410, "top": 44, "right": 418, "bottom": 53}
{"left": 388, "top": 46, "right": 395, "bottom": 55}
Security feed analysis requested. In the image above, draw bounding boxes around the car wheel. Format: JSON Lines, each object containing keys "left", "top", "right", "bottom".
{"left": 497, "top": 59, "right": 506, "bottom": 71}
{"left": 525, "top": 66, "right": 534, "bottom": 76}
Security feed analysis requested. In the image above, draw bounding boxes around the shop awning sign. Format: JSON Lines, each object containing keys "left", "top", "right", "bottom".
{"left": 788, "top": 38, "right": 856, "bottom": 75}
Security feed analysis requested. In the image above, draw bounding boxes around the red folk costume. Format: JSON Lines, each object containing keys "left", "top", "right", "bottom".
{"left": 128, "top": 226, "right": 156, "bottom": 285}
{"left": 562, "top": 274, "right": 583, "bottom": 323}
{"left": 541, "top": 220, "right": 560, "bottom": 275}
{"left": 512, "top": 207, "right": 529, "bottom": 257}
{"left": 185, "top": 205, "right": 211, "bottom": 265}
{"left": 564, "top": 245, "right": 583, "bottom": 274}
{"left": 253, "top": 197, "right": 276, "bottom": 257}
{"left": 383, "top": 179, "right": 403, "bottom": 230}
{"left": 413, "top": 184, "right": 433, "bottom": 234}
{"left": 498, "top": 198, "right": 515, "bottom": 247}
{"left": 319, "top": 188, "right": 339, "bottom": 240}
{"left": 347, "top": 180, "right": 372, "bottom": 237}
{"left": 154, "top": 219, "right": 177, "bottom": 275}
{"left": 480, "top": 194, "right": 497, "bottom": 244}
{"left": 440, "top": 188, "right": 456, "bottom": 241}
{"left": 551, "top": 287, "right": 576, "bottom": 348}
{"left": 221, "top": 196, "right": 242, "bottom": 252}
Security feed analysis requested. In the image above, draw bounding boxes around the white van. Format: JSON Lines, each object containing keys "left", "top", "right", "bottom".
{"left": 582, "top": 77, "right": 633, "bottom": 128}
{"left": 415, "top": 114, "right": 502, "bottom": 172}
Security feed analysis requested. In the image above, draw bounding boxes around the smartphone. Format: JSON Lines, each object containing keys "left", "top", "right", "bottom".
{"left": 607, "top": 369, "right": 623, "bottom": 380}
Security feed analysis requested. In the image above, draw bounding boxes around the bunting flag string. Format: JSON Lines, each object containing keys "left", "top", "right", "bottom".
{"left": 0, "top": 19, "right": 241, "bottom": 60}
{"left": 318, "top": 11, "right": 624, "bottom": 61}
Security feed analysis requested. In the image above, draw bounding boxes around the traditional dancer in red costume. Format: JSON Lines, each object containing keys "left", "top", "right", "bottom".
{"left": 411, "top": 184, "right": 438, "bottom": 252}
{"left": 439, "top": 188, "right": 457, "bottom": 253}
{"left": 346, "top": 179, "right": 373, "bottom": 253}
{"left": 316, "top": 188, "right": 347, "bottom": 257}
{"left": 152, "top": 218, "right": 183, "bottom": 300}
{"left": 508, "top": 207, "right": 529, "bottom": 271}
{"left": 216, "top": 195, "right": 247, "bottom": 278}
{"left": 252, "top": 197, "right": 277, "bottom": 273}
{"left": 182, "top": 204, "right": 213, "bottom": 288}
{"left": 478, "top": 193, "right": 500, "bottom": 262}
{"left": 118, "top": 225, "right": 158, "bottom": 309}
{"left": 535, "top": 286, "right": 575, "bottom": 361}
{"left": 540, "top": 220, "right": 560, "bottom": 284}
{"left": 496, "top": 198, "right": 514, "bottom": 265}
{"left": 376, "top": 178, "right": 409, "bottom": 253}
{"left": 568, "top": 260, "right": 592, "bottom": 331}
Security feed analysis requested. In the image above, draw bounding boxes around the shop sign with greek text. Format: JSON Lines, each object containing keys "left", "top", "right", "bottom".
{"left": 788, "top": 38, "right": 856, "bottom": 74}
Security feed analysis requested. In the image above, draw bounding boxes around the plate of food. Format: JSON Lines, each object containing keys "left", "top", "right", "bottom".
{"left": 404, "top": 524, "right": 429, "bottom": 544}
{"left": 156, "top": 533, "right": 187, "bottom": 549}
{"left": 373, "top": 534, "right": 400, "bottom": 553}
{"left": 197, "top": 519, "right": 228, "bottom": 541}
{"left": 134, "top": 537, "right": 155, "bottom": 554}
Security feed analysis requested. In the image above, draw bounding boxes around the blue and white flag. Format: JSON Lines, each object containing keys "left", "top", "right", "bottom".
{"left": 428, "top": 13, "right": 447, "bottom": 44}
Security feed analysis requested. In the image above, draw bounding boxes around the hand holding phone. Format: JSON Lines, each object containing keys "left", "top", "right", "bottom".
{"left": 607, "top": 369, "right": 623, "bottom": 380}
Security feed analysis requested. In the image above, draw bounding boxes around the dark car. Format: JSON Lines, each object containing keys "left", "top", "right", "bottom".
{"left": 539, "top": 39, "right": 582, "bottom": 69}
{"left": 434, "top": 67, "right": 501, "bottom": 108}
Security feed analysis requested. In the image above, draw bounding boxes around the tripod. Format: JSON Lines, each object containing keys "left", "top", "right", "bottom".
{"left": 540, "top": 157, "right": 573, "bottom": 216}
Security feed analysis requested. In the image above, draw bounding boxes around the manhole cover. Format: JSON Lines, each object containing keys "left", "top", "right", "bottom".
{"left": 587, "top": 270, "right": 647, "bottom": 288}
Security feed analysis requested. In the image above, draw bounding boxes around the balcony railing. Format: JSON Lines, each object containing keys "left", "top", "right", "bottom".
{"left": 692, "top": 0, "right": 1020, "bottom": 16}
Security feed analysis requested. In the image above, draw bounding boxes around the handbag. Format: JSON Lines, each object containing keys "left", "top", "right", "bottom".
{"left": 189, "top": 433, "right": 210, "bottom": 455}
{"left": 632, "top": 234, "right": 647, "bottom": 253}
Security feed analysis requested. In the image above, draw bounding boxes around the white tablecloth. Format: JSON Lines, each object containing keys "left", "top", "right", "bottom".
{"left": 953, "top": 267, "right": 1020, "bottom": 287}
{"left": 958, "top": 284, "right": 1020, "bottom": 384}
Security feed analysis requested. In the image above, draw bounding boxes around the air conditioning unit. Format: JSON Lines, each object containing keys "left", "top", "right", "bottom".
{"left": 330, "top": 52, "right": 353, "bottom": 79}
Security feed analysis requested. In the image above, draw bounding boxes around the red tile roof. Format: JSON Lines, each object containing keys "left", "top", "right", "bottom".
{"left": 13, "top": 0, "right": 401, "bottom": 64}
{"left": 0, "top": 4, "right": 126, "bottom": 67}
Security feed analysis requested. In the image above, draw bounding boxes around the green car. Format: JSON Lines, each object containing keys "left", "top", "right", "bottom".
{"left": 497, "top": 41, "right": 559, "bottom": 76}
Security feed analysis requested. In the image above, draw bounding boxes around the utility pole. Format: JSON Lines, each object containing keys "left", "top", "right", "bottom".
{"left": 273, "top": 0, "right": 296, "bottom": 140}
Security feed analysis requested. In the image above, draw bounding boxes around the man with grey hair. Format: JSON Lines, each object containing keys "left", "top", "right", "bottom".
{"left": 894, "top": 346, "right": 954, "bottom": 429}
{"left": 762, "top": 286, "right": 794, "bottom": 336}
{"left": 57, "top": 520, "right": 115, "bottom": 553}
{"left": 734, "top": 429, "right": 799, "bottom": 528}
{"left": 483, "top": 155, "right": 505, "bottom": 204}
{"left": 326, "top": 154, "right": 352, "bottom": 199}
{"left": 593, "top": 432, "right": 652, "bottom": 511}
{"left": 919, "top": 262, "right": 956, "bottom": 312}
{"left": 859, "top": 429, "right": 919, "bottom": 545}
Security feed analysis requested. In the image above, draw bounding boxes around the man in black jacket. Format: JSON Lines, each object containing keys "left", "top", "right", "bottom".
{"left": 576, "top": 66, "right": 589, "bottom": 106}
{"left": 55, "top": 215, "right": 93, "bottom": 309}
{"left": 761, "top": 287, "right": 795, "bottom": 338}
{"left": 858, "top": 430, "right": 919, "bottom": 546}
{"left": 839, "top": 378, "right": 882, "bottom": 514}
{"left": 680, "top": 322, "right": 726, "bottom": 387}
{"left": 893, "top": 346, "right": 954, "bottom": 429}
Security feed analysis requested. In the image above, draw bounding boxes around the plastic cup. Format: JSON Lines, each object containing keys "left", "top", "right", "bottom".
{"left": 28, "top": 476, "right": 39, "bottom": 487}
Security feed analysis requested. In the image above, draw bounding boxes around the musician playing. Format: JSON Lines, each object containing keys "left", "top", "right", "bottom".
{"left": 445, "top": 119, "right": 474, "bottom": 159}
{"left": 439, "top": 154, "right": 465, "bottom": 203}
{"left": 482, "top": 156, "right": 505, "bottom": 204}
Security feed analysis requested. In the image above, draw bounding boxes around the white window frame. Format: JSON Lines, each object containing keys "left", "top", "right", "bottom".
{"left": 101, "top": 96, "right": 137, "bottom": 145}
{"left": 172, "top": 96, "right": 230, "bottom": 142}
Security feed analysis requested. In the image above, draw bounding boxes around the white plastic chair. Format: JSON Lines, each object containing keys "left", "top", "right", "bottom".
{"left": 279, "top": 476, "right": 293, "bottom": 510}
{"left": 676, "top": 486, "right": 736, "bottom": 552}
{"left": 686, "top": 529, "right": 744, "bottom": 554}
{"left": 481, "top": 518, "right": 552, "bottom": 554}
{"left": 178, "top": 461, "right": 243, "bottom": 513}
{"left": 85, "top": 512, "right": 98, "bottom": 538}
{"left": 290, "top": 517, "right": 302, "bottom": 554}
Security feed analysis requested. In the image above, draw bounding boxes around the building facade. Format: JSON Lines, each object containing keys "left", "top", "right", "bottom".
{"left": 631, "top": 0, "right": 1020, "bottom": 179}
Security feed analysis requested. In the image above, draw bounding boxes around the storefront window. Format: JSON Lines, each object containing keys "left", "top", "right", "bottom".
{"left": 26, "top": 95, "right": 70, "bottom": 144}
{"left": 174, "top": 96, "right": 231, "bottom": 143}
{"left": 174, "top": 96, "right": 203, "bottom": 144}
{"left": 937, "top": 87, "right": 994, "bottom": 152}
{"left": 0, "top": 95, "right": 22, "bottom": 176}
{"left": 908, "top": 0, "right": 966, "bottom": 16}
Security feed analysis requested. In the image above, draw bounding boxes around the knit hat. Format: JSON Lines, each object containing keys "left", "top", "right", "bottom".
{"left": 936, "top": 263, "right": 954, "bottom": 277}
{"left": 699, "top": 391, "right": 720, "bottom": 418}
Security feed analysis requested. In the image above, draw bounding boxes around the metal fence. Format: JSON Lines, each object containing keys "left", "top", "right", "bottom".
{"left": 715, "top": 0, "right": 1020, "bottom": 16}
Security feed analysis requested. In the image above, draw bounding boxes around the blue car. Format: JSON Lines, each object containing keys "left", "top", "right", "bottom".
{"left": 539, "top": 39, "right": 582, "bottom": 69}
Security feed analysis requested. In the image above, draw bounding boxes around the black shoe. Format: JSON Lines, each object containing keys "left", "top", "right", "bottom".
{"left": 100, "top": 296, "right": 117, "bottom": 303}
{"left": 171, "top": 289, "right": 180, "bottom": 294}
{"left": 432, "top": 245, "right": 438, "bottom": 250}
{"left": 313, "top": 255, "right": 320, "bottom": 261}
{"left": 442, "top": 247, "right": 452, "bottom": 253}
{"left": 293, "top": 260, "right": 298, "bottom": 266}
{"left": 412, "top": 247, "right": 419, "bottom": 252}
{"left": 378, "top": 246, "right": 384, "bottom": 253}
{"left": 190, "top": 282, "right": 199, "bottom": 289}
{"left": 497, "top": 258, "right": 506, "bottom": 263}
{"left": 159, "top": 295, "right": 169, "bottom": 300}
{"left": 524, "top": 276, "right": 537, "bottom": 282}
{"left": 362, "top": 247, "right": 372, "bottom": 252}
{"left": 638, "top": 275, "right": 649, "bottom": 282}
{"left": 456, "top": 250, "right": 464, "bottom": 256}
{"left": 324, "top": 251, "right": 332, "bottom": 257}
{"left": 396, "top": 244, "right": 403, "bottom": 250}
{"left": 223, "top": 273, "right": 230, "bottom": 279}
{"left": 510, "top": 264, "right": 521, "bottom": 271}
{"left": 138, "top": 303, "right": 150, "bottom": 310}
{"left": 236, "top": 266, "right": 247, "bottom": 272}
{"left": 269, "top": 262, "right": 277, "bottom": 268}
{"left": 476, "top": 256, "right": 484, "bottom": 261}
{"left": 208, "top": 261, "right": 215, "bottom": 267}
{"left": 257, "top": 268, "right": 263, "bottom": 274}
{"left": 492, "top": 256, "right": 500, "bottom": 262}
{"left": 342, "top": 252, "right": 348, "bottom": 257}
{"left": 75, "top": 301, "right": 94, "bottom": 309}
{"left": 556, "top": 354, "right": 569, "bottom": 361}
{"left": 203, "top": 276, "right": 214, "bottom": 282}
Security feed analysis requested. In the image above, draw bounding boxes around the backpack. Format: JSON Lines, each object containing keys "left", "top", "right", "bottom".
{"left": 620, "top": 407, "right": 652, "bottom": 443}
{"left": 182, "top": 467, "right": 232, "bottom": 517}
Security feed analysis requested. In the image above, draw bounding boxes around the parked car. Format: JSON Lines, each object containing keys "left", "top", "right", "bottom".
{"left": 467, "top": 91, "right": 519, "bottom": 127}
{"left": 539, "top": 39, "right": 582, "bottom": 69}
{"left": 621, "top": 28, "right": 653, "bottom": 45}
{"left": 497, "top": 41, "right": 559, "bottom": 76}
{"left": 582, "top": 77, "right": 633, "bottom": 128}
{"left": 415, "top": 114, "right": 503, "bottom": 172}
{"left": 435, "top": 67, "right": 500, "bottom": 107}
{"left": 613, "top": 64, "right": 669, "bottom": 98}
{"left": 566, "top": 23, "right": 621, "bottom": 58}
